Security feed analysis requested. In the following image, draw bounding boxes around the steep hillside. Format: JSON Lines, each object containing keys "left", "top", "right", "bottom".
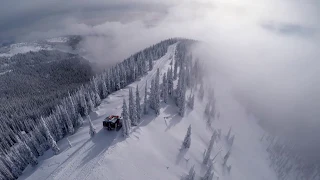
{"left": 19, "top": 41, "right": 277, "bottom": 180}
{"left": 0, "top": 50, "right": 94, "bottom": 121}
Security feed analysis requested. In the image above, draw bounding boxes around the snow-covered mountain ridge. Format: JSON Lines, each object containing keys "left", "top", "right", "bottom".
{"left": 18, "top": 40, "right": 278, "bottom": 180}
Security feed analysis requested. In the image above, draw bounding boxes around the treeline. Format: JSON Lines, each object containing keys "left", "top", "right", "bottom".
{"left": 0, "top": 38, "right": 180, "bottom": 179}
{"left": 120, "top": 39, "right": 200, "bottom": 137}
{"left": 263, "top": 134, "right": 320, "bottom": 180}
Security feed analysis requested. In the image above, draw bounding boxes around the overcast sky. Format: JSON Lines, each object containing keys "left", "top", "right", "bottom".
{"left": 1, "top": 0, "right": 320, "bottom": 158}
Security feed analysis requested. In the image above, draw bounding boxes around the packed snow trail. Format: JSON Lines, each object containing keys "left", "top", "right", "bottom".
{"left": 19, "top": 43, "right": 177, "bottom": 180}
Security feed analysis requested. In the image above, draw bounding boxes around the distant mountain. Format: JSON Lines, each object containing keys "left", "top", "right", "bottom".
{"left": 0, "top": 35, "right": 83, "bottom": 58}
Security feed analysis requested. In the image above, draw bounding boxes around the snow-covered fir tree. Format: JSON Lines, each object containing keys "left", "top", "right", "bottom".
{"left": 88, "top": 116, "right": 96, "bottom": 137}
{"left": 223, "top": 150, "right": 231, "bottom": 166}
{"left": 20, "top": 142, "right": 38, "bottom": 166}
{"left": 5, "top": 154, "right": 22, "bottom": 178}
{"left": 0, "top": 160, "right": 15, "bottom": 180}
{"left": 150, "top": 79, "right": 155, "bottom": 109}
{"left": 68, "top": 93, "right": 77, "bottom": 124}
{"left": 135, "top": 85, "right": 141, "bottom": 121}
{"left": 167, "top": 67, "right": 174, "bottom": 96}
{"left": 154, "top": 69, "right": 161, "bottom": 115}
{"left": 129, "top": 88, "right": 138, "bottom": 126}
{"left": 177, "top": 67, "right": 186, "bottom": 117}
{"left": 121, "top": 99, "right": 130, "bottom": 137}
{"left": 60, "top": 105, "right": 74, "bottom": 134}
{"left": 187, "top": 94, "right": 194, "bottom": 109}
{"left": 182, "top": 165, "right": 196, "bottom": 180}
{"left": 204, "top": 102, "right": 211, "bottom": 116}
{"left": 40, "top": 117, "right": 60, "bottom": 155}
{"left": 29, "top": 132, "right": 45, "bottom": 156}
{"left": 143, "top": 82, "right": 148, "bottom": 115}
{"left": 202, "top": 163, "right": 214, "bottom": 180}
{"left": 54, "top": 115, "right": 64, "bottom": 140}
{"left": 93, "top": 91, "right": 101, "bottom": 107}
{"left": 149, "top": 57, "right": 153, "bottom": 71}
{"left": 229, "top": 135, "right": 235, "bottom": 147}
{"left": 173, "top": 58, "right": 178, "bottom": 80}
{"left": 203, "top": 132, "right": 215, "bottom": 165}
{"left": 86, "top": 92, "right": 95, "bottom": 112}
{"left": 182, "top": 125, "right": 192, "bottom": 149}
{"left": 80, "top": 91, "right": 89, "bottom": 116}
{"left": 227, "top": 127, "right": 232, "bottom": 140}
{"left": 77, "top": 113, "right": 84, "bottom": 127}
{"left": 101, "top": 77, "right": 108, "bottom": 99}
{"left": 162, "top": 73, "right": 168, "bottom": 103}
{"left": 198, "top": 83, "right": 204, "bottom": 100}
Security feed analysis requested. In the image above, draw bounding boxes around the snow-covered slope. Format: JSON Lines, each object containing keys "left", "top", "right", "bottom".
{"left": 19, "top": 43, "right": 277, "bottom": 180}
{"left": 0, "top": 42, "right": 52, "bottom": 57}
{"left": 0, "top": 36, "right": 81, "bottom": 58}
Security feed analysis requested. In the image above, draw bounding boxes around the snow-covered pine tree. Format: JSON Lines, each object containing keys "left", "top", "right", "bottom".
{"left": 86, "top": 92, "right": 94, "bottom": 113}
{"left": 52, "top": 115, "right": 63, "bottom": 141}
{"left": 0, "top": 160, "right": 14, "bottom": 180}
{"left": 177, "top": 67, "right": 186, "bottom": 117}
{"left": 34, "top": 126, "right": 49, "bottom": 151}
{"left": 93, "top": 91, "right": 101, "bottom": 107}
{"left": 154, "top": 69, "right": 160, "bottom": 115}
{"left": 150, "top": 79, "right": 155, "bottom": 109}
{"left": 20, "top": 141, "right": 38, "bottom": 166}
{"left": 77, "top": 113, "right": 84, "bottom": 127}
{"left": 198, "top": 83, "right": 204, "bottom": 100}
{"left": 203, "top": 132, "right": 215, "bottom": 165}
{"left": 182, "top": 165, "right": 196, "bottom": 180}
{"left": 11, "top": 147, "right": 27, "bottom": 172}
{"left": 204, "top": 103, "right": 210, "bottom": 116}
{"left": 162, "top": 73, "right": 168, "bottom": 103}
{"left": 120, "top": 63, "right": 127, "bottom": 87}
{"left": 143, "top": 82, "right": 148, "bottom": 115}
{"left": 40, "top": 117, "right": 60, "bottom": 155}
{"left": 121, "top": 99, "right": 130, "bottom": 137}
{"left": 92, "top": 77, "right": 99, "bottom": 96}
{"left": 209, "top": 98, "right": 216, "bottom": 118}
{"left": 174, "top": 58, "right": 178, "bottom": 80}
{"left": 88, "top": 116, "right": 96, "bottom": 137}
{"left": 3, "top": 154, "right": 22, "bottom": 178}
{"left": 182, "top": 125, "right": 192, "bottom": 149}
{"left": 131, "top": 60, "right": 136, "bottom": 82}
{"left": 148, "top": 57, "right": 153, "bottom": 71}
{"left": 80, "top": 91, "right": 89, "bottom": 116}
{"left": 188, "top": 94, "right": 194, "bottom": 109}
{"left": 135, "top": 85, "right": 141, "bottom": 121}
{"left": 115, "top": 66, "right": 121, "bottom": 90}
{"left": 227, "top": 127, "right": 232, "bottom": 140}
{"left": 129, "top": 88, "right": 138, "bottom": 126}
{"left": 29, "top": 132, "right": 45, "bottom": 156}
{"left": 202, "top": 163, "right": 214, "bottom": 180}
{"left": 68, "top": 93, "right": 77, "bottom": 124}
{"left": 60, "top": 105, "right": 74, "bottom": 134}
{"left": 167, "top": 67, "right": 174, "bottom": 96}
{"left": 223, "top": 150, "right": 231, "bottom": 165}
{"left": 101, "top": 78, "right": 108, "bottom": 99}
{"left": 229, "top": 135, "right": 235, "bottom": 147}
